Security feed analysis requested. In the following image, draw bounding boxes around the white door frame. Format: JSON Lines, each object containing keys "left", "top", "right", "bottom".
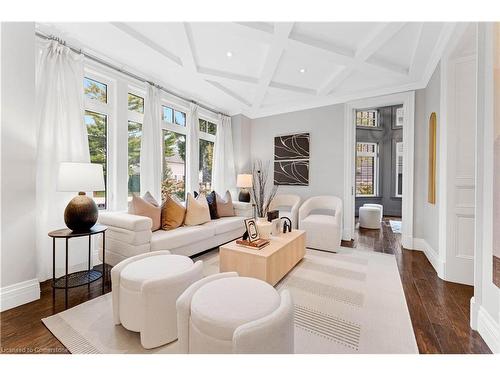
{"left": 343, "top": 91, "right": 415, "bottom": 249}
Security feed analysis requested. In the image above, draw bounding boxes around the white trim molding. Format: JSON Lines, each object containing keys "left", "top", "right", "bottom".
{"left": 0, "top": 279, "right": 40, "bottom": 312}
{"left": 471, "top": 297, "right": 500, "bottom": 353}
{"left": 413, "top": 238, "right": 445, "bottom": 279}
{"left": 343, "top": 91, "right": 415, "bottom": 249}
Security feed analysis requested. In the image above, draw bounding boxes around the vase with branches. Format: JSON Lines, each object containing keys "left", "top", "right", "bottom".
{"left": 250, "top": 159, "right": 278, "bottom": 218}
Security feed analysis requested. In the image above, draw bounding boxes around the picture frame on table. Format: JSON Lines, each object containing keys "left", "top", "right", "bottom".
{"left": 244, "top": 218, "right": 260, "bottom": 242}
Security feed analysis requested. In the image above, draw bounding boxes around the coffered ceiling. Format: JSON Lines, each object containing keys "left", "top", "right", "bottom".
{"left": 36, "top": 22, "right": 458, "bottom": 118}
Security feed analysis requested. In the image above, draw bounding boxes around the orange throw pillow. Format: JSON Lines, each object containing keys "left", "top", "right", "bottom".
{"left": 161, "top": 194, "right": 186, "bottom": 230}
{"left": 129, "top": 194, "right": 161, "bottom": 231}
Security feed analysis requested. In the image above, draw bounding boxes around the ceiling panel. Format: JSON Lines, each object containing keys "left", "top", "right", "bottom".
{"left": 36, "top": 21, "right": 458, "bottom": 118}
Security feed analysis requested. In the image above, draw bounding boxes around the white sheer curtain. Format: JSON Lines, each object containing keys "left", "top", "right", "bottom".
{"left": 35, "top": 40, "right": 89, "bottom": 281}
{"left": 186, "top": 103, "right": 199, "bottom": 195}
{"left": 140, "top": 84, "right": 162, "bottom": 201}
{"left": 212, "top": 114, "right": 236, "bottom": 194}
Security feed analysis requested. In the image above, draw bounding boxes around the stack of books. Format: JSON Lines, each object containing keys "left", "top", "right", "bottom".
{"left": 236, "top": 238, "right": 270, "bottom": 250}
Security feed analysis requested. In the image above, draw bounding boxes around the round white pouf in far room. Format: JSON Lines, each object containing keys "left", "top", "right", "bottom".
{"left": 176, "top": 274, "right": 294, "bottom": 354}
{"left": 359, "top": 206, "right": 382, "bottom": 229}
{"left": 363, "top": 203, "right": 383, "bottom": 221}
{"left": 111, "top": 251, "right": 203, "bottom": 349}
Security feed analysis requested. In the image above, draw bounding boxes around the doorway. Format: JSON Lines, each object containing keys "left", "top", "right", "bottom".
{"left": 343, "top": 92, "right": 415, "bottom": 249}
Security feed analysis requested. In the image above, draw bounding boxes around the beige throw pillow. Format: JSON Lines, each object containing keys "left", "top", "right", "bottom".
{"left": 161, "top": 194, "right": 186, "bottom": 230}
{"left": 184, "top": 192, "right": 211, "bottom": 226}
{"left": 129, "top": 194, "right": 161, "bottom": 231}
{"left": 216, "top": 190, "right": 235, "bottom": 217}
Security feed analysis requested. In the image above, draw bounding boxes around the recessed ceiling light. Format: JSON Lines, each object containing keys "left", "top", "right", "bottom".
{"left": 226, "top": 51, "right": 233, "bottom": 58}
{"left": 299, "top": 68, "right": 306, "bottom": 74}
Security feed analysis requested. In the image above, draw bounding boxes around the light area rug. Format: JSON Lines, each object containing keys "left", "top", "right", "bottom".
{"left": 390, "top": 220, "right": 402, "bottom": 234}
{"left": 42, "top": 247, "right": 418, "bottom": 354}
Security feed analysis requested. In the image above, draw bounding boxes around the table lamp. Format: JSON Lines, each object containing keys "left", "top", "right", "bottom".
{"left": 57, "top": 162, "right": 105, "bottom": 231}
{"left": 236, "top": 174, "right": 252, "bottom": 202}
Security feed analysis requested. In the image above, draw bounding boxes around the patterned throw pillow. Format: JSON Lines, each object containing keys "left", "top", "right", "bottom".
{"left": 184, "top": 192, "right": 211, "bottom": 226}
{"left": 161, "top": 194, "right": 186, "bottom": 230}
{"left": 216, "top": 190, "right": 235, "bottom": 217}
{"left": 128, "top": 193, "right": 161, "bottom": 231}
{"left": 194, "top": 191, "right": 219, "bottom": 219}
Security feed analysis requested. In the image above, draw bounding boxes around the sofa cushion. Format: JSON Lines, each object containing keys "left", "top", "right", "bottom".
{"left": 195, "top": 191, "right": 219, "bottom": 219}
{"left": 301, "top": 214, "right": 336, "bottom": 226}
{"left": 106, "top": 226, "right": 152, "bottom": 245}
{"left": 211, "top": 216, "right": 245, "bottom": 235}
{"left": 161, "top": 194, "right": 186, "bottom": 230}
{"left": 151, "top": 225, "right": 215, "bottom": 251}
{"left": 184, "top": 193, "right": 211, "bottom": 226}
{"left": 129, "top": 194, "right": 161, "bottom": 231}
{"left": 216, "top": 191, "right": 234, "bottom": 217}
{"left": 190, "top": 277, "right": 280, "bottom": 341}
{"left": 120, "top": 254, "right": 193, "bottom": 291}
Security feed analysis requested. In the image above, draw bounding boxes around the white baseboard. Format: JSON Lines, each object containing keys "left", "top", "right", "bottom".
{"left": 413, "top": 237, "right": 445, "bottom": 279}
{"left": 471, "top": 297, "right": 500, "bottom": 353}
{"left": 0, "top": 278, "right": 40, "bottom": 312}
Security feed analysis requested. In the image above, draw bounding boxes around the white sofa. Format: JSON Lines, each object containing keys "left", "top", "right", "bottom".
{"left": 298, "top": 196, "right": 343, "bottom": 252}
{"left": 269, "top": 194, "right": 301, "bottom": 229}
{"left": 176, "top": 272, "right": 294, "bottom": 354}
{"left": 98, "top": 202, "right": 253, "bottom": 266}
{"left": 111, "top": 251, "right": 203, "bottom": 349}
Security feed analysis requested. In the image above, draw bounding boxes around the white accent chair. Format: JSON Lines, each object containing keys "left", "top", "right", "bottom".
{"left": 111, "top": 251, "right": 203, "bottom": 349}
{"left": 363, "top": 203, "right": 383, "bottom": 222}
{"left": 298, "top": 196, "right": 342, "bottom": 252}
{"left": 176, "top": 273, "right": 294, "bottom": 354}
{"left": 359, "top": 206, "right": 382, "bottom": 229}
{"left": 269, "top": 194, "right": 301, "bottom": 229}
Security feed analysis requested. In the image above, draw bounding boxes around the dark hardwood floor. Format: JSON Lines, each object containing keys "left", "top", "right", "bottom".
{"left": 343, "top": 217, "right": 491, "bottom": 354}
{"left": 0, "top": 218, "right": 492, "bottom": 354}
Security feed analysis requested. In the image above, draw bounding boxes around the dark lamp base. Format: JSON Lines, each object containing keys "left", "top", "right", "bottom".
{"left": 64, "top": 192, "right": 98, "bottom": 232}
{"left": 238, "top": 189, "right": 251, "bottom": 203}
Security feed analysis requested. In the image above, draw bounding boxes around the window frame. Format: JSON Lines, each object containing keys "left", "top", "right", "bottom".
{"left": 355, "top": 141, "right": 379, "bottom": 197}
{"left": 83, "top": 70, "right": 114, "bottom": 210}
{"left": 356, "top": 109, "right": 380, "bottom": 129}
{"left": 198, "top": 117, "right": 217, "bottom": 193}
{"left": 395, "top": 141, "right": 403, "bottom": 198}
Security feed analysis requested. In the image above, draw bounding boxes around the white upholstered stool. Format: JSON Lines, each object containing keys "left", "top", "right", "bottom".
{"left": 363, "top": 203, "right": 383, "bottom": 222}
{"left": 111, "top": 251, "right": 203, "bottom": 349}
{"left": 176, "top": 273, "right": 294, "bottom": 354}
{"left": 359, "top": 206, "right": 382, "bottom": 229}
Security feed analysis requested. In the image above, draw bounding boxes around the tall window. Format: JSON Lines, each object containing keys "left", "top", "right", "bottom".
{"left": 395, "top": 141, "right": 403, "bottom": 197}
{"left": 84, "top": 76, "right": 110, "bottom": 209}
{"left": 356, "top": 142, "right": 379, "bottom": 197}
{"left": 161, "top": 105, "right": 187, "bottom": 201}
{"left": 162, "top": 130, "right": 186, "bottom": 201}
{"left": 198, "top": 119, "right": 216, "bottom": 194}
{"left": 356, "top": 110, "right": 378, "bottom": 127}
{"left": 127, "top": 91, "right": 144, "bottom": 199}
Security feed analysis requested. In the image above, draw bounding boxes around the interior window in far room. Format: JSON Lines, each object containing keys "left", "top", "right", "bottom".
{"left": 356, "top": 142, "right": 379, "bottom": 197}
{"left": 395, "top": 141, "right": 403, "bottom": 197}
{"left": 356, "top": 109, "right": 378, "bottom": 127}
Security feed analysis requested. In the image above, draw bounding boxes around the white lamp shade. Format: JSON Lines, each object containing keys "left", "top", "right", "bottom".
{"left": 236, "top": 174, "right": 253, "bottom": 188}
{"left": 57, "top": 162, "right": 105, "bottom": 192}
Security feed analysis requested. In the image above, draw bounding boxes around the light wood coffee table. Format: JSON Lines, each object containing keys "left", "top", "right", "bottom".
{"left": 219, "top": 230, "right": 306, "bottom": 285}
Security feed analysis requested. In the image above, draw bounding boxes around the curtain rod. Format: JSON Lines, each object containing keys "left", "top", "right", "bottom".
{"left": 35, "top": 31, "right": 229, "bottom": 117}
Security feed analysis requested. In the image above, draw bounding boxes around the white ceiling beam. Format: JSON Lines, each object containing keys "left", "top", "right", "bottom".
{"left": 269, "top": 81, "right": 317, "bottom": 95}
{"left": 317, "top": 66, "right": 353, "bottom": 96}
{"left": 110, "top": 22, "right": 183, "bottom": 66}
{"left": 206, "top": 80, "right": 252, "bottom": 107}
{"left": 252, "top": 22, "right": 295, "bottom": 109}
{"left": 355, "top": 22, "right": 406, "bottom": 61}
{"left": 197, "top": 66, "right": 259, "bottom": 84}
{"left": 170, "top": 22, "right": 198, "bottom": 73}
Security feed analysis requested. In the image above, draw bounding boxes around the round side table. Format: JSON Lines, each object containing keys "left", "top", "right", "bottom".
{"left": 48, "top": 224, "right": 107, "bottom": 309}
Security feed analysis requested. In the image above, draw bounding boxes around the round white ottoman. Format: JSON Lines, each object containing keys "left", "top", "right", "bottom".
{"left": 359, "top": 206, "right": 381, "bottom": 229}
{"left": 181, "top": 276, "right": 293, "bottom": 354}
{"left": 363, "top": 203, "right": 383, "bottom": 221}
{"left": 113, "top": 253, "right": 203, "bottom": 349}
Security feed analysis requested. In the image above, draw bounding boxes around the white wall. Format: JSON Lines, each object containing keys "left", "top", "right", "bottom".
{"left": 249, "top": 104, "right": 345, "bottom": 202}
{"left": 0, "top": 22, "right": 40, "bottom": 311}
{"left": 413, "top": 66, "right": 441, "bottom": 255}
{"left": 231, "top": 114, "right": 252, "bottom": 174}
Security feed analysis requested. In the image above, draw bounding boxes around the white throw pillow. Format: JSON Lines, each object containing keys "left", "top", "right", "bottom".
{"left": 184, "top": 192, "right": 211, "bottom": 226}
